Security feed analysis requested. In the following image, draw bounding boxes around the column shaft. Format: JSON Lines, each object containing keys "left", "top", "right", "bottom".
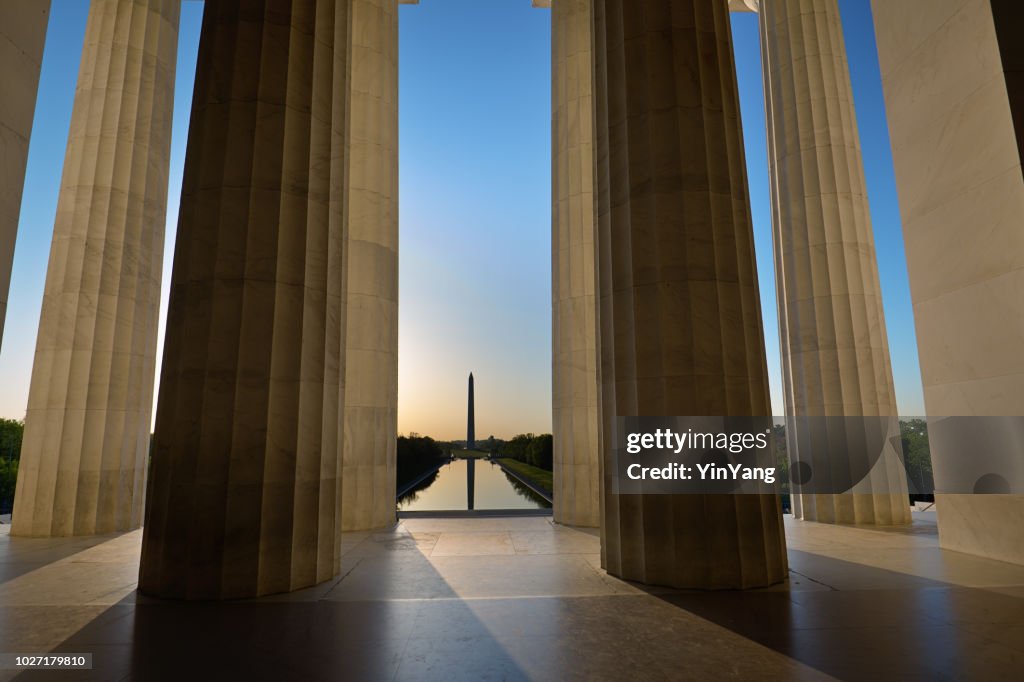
{"left": 761, "top": 0, "right": 910, "bottom": 525}
{"left": 594, "top": 0, "right": 787, "bottom": 589}
{"left": 0, "top": 1, "right": 50, "bottom": 351}
{"left": 551, "top": 0, "right": 600, "bottom": 528}
{"left": 13, "top": 0, "right": 179, "bottom": 537}
{"left": 139, "top": 0, "right": 350, "bottom": 599}
{"left": 341, "top": 0, "right": 399, "bottom": 531}
{"left": 872, "top": 0, "right": 1024, "bottom": 563}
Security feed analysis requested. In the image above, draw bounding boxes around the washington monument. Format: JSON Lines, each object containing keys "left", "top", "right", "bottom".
{"left": 467, "top": 372, "right": 475, "bottom": 450}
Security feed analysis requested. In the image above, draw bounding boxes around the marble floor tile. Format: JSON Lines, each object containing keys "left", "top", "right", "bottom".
{"left": 430, "top": 532, "right": 515, "bottom": 557}
{"left": 509, "top": 528, "right": 600, "bottom": 555}
{"left": 0, "top": 515, "right": 1021, "bottom": 681}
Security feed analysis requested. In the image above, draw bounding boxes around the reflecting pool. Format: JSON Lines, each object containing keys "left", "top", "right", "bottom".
{"left": 398, "top": 458, "right": 551, "bottom": 512}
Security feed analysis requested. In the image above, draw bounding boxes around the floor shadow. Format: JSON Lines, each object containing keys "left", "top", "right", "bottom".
{"left": 7, "top": 521, "right": 1024, "bottom": 681}
{"left": 10, "top": 528, "right": 533, "bottom": 682}
{"left": 650, "top": 551, "right": 1024, "bottom": 681}
{"left": 0, "top": 530, "right": 133, "bottom": 586}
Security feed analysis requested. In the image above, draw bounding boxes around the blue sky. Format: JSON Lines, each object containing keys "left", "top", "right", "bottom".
{"left": 0, "top": 0, "right": 924, "bottom": 440}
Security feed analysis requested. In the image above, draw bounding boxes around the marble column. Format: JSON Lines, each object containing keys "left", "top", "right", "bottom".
{"left": 729, "top": 0, "right": 759, "bottom": 11}
{"left": 594, "top": 0, "right": 787, "bottom": 589}
{"left": 139, "top": 0, "right": 351, "bottom": 599}
{"left": 761, "top": 0, "right": 911, "bottom": 525}
{"left": 551, "top": 0, "right": 600, "bottom": 528}
{"left": 341, "top": 0, "right": 399, "bottom": 531}
{"left": 12, "top": 0, "right": 179, "bottom": 538}
{"left": 0, "top": 1, "right": 49, "bottom": 352}
{"left": 872, "top": 0, "right": 1024, "bottom": 564}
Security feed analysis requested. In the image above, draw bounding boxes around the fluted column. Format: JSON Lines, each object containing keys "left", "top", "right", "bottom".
{"left": 551, "top": 0, "right": 600, "bottom": 528}
{"left": 139, "top": 0, "right": 350, "bottom": 599}
{"left": 872, "top": 0, "right": 1024, "bottom": 563}
{"left": 341, "top": 0, "right": 399, "bottom": 531}
{"left": 12, "top": 0, "right": 178, "bottom": 537}
{"left": 594, "top": 0, "right": 787, "bottom": 589}
{"left": 0, "top": 1, "right": 49, "bottom": 352}
{"left": 761, "top": 0, "right": 911, "bottom": 525}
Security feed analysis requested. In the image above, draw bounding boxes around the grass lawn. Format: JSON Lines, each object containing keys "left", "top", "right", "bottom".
{"left": 455, "top": 449, "right": 489, "bottom": 459}
{"left": 496, "top": 458, "right": 553, "bottom": 494}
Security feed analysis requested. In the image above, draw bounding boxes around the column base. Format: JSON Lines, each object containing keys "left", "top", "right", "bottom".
{"left": 936, "top": 493, "right": 1024, "bottom": 565}
{"left": 793, "top": 493, "right": 912, "bottom": 526}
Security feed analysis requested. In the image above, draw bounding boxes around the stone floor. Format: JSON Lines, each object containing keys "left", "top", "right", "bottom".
{"left": 1, "top": 512, "right": 1022, "bottom": 681}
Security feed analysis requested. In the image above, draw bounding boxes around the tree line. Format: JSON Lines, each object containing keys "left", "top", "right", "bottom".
{"left": 0, "top": 419, "right": 23, "bottom": 514}
{"left": 770, "top": 420, "right": 935, "bottom": 499}
{"left": 396, "top": 434, "right": 450, "bottom": 490}
{"left": 0, "top": 419, "right": 936, "bottom": 513}
{"left": 486, "top": 433, "right": 553, "bottom": 471}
